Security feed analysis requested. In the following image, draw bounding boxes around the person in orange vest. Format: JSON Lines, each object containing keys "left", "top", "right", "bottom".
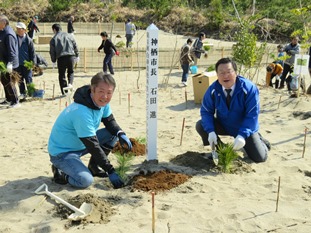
{"left": 266, "top": 62, "right": 283, "bottom": 88}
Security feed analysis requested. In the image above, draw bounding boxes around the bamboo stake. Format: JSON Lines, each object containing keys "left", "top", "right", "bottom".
{"left": 128, "top": 93, "right": 130, "bottom": 115}
{"left": 302, "top": 127, "right": 308, "bottom": 158}
{"left": 43, "top": 81, "right": 45, "bottom": 90}
{"left": 184, "top": 89, "right": 187, "bottom": 109}
{"left": 180, "top": 117, "right": 186, "bottom": 146}
{"left": 52, "top": 84, "right": 55, "bottom": 99}
{"left": 275, "top": 176, "right": 281, "bottom": 212}
{"left": 277, "top": 95, "right": 282, "bottom": 109}
{"left": 152, "top": 191, "right": 155, "bottom": 233}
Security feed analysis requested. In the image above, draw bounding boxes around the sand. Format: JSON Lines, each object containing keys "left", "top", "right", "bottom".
{"left": 0, "top": 31, "right": 311, "bottom": 233}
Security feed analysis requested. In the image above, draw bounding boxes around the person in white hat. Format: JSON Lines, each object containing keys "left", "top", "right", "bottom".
{"left": 16, "top": 21, "right": 36, "bottom": 100}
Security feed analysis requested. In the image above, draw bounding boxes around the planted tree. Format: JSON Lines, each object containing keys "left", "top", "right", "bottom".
{"left": 217, "top": 143, "right": 239, "bottom": 173}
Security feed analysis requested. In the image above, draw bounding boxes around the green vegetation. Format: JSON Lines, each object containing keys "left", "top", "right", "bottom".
{"left": 135, "top": 136, "right": 146, "bottom": 144}
{"left": 217, "top": 143, "right": 239, "bottom": 173}
{"left": 23, "top": 60, "right": 34, "bottom": 71}
{"left": 27, "top": 83, "right": 36, "bottom": 97}
{"left": 114, "top": 151, "right": 135, "bottom": 183}
{"left": 0, "top": 62, "right": 7, "bottom": 73}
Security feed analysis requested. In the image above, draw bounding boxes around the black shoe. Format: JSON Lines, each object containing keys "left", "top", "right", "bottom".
{"left": 51, "top": 165, "right": 68, "bottom": 184}
{"left": 88, "top": 163, "right": 108, "bottom": 178}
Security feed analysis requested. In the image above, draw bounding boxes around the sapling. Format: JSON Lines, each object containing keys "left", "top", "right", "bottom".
{"left": 27, "top": 83, "right": 36, "bottom": 97}
{"left": 115, "top": 151, "right": 134, "bottom": 183}
{"left": 24, "top": 60, "right": 34, "bottom": 70}
{"left": 217, "top": 143, "right": 239, "bottom": 173}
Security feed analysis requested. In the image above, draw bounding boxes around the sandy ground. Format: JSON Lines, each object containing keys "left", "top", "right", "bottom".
{"left": 0, "top": 30, "right": 311, "bottom": 232}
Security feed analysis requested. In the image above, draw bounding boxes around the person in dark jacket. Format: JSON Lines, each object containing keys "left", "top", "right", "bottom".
{"left": 196, "top": 57, "right": 270, "bottom": 163}
{"left": 97, "top": 31, "right": 118, "bottom": 75}
{"left": 15, "top": 22, "right": 35, "bottom": 100}
{"left": 48, "top": 72, "right": 132, "bottom": 189}
{"left": 67, "top": 15, "right": 75, "bottom": 35}
{"left": 279, "top": 36, "right": 300, "bottom": 89}
{"left": 27, "top": 16, "right": 40, "bottom": 39}
{"left": 0, "top": 14, "right": 20, "bottom": 107}
{"left": 190, "top": 32, "right": 207, "bottom": 66}
{"left": 49, "top": 24, "right": 79, "bottom": 95}
{"left": 180, "top": 38, "right": 194, "bottom": 86}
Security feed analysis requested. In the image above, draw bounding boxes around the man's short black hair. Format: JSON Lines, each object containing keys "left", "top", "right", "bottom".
{"left": 187, "top": 38, "right": 193, "bottom": 44}
{"left": 199, "top": 32, "right": 205, "bottom": 38}
{"left": 100, "top": 31, "right": 108, "bottom": 37}
{"left": 215, "top": 57, "right": 237, "bottom": 72}
{"left": 52, "top": 23, "right": 62, "bottom": 32}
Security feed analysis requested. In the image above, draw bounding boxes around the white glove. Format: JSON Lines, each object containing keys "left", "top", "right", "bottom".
{"left": 52, "top": 62, "right": 56, "bottom": 69}
{"left": 275, "top": 75, "right": 280, "bottom": 81}
{"left": 208, "top": 131, "right": 218, "bottom": 146}
{"left": 190, "top": 61, "right": 194, "bottom": 65}
{"left": 233, "top": 135, "right": 246, "bottom": 150}
{"left": 75, "top": 57, "right": 80, "bottom": 63}
{"left": 6, "top": 62, "right": 13, "bottom": 73}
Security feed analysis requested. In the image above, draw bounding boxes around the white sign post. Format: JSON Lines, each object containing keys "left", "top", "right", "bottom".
{"left": 293, "top": 54, "right": 310, "bottom": 97}
{"left": 146, "top": 24, "right": 159, "bottom": 161}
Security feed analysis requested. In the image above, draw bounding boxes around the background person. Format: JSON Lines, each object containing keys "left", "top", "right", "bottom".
{"left": 195, "top": 57, "right": 270, "bottom": 163}
{"left": 67, "top": 15, "right": 75, "bottom": 36}
{"left": 15, "top": 22, "right": 35, "bottom": 100}
{"left": 190, "top": 32, "right": 207, "bottom": 66}
{"left": 27, "top": 16, "right": 39, "bottom": 40}
{"left": 48, "top": 72, "right": 132, "bottom": 189}
{"left": 0, "top": 14, "right": 20, "bottom": 107}
{"left": 279, "top": 36, "right": 300, "bottom": 89}
{"left": 97, "top": 31, "right": 118, "bottom": 75}
{"left": 180, "top": 38, "right": 193, "bottom": 86}
{"left": 125, "top": 19, "right": 136, "bottom": 48}
{"left": 266, "top": 62, "right": 283, "bottom": 88}
{"left": 49, "top": 23, "right": 79, "bottom": 95}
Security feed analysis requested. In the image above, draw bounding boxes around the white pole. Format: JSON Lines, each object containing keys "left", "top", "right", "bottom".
{"left": 146, "top": 23, "right": 159, "bottom": 161}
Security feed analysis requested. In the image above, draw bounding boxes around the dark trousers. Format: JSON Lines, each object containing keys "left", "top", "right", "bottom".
{"left": 16, "top": 65, "right": 33, "bottom": 95}
{"left": 126, "top": 34, "right": 134, "bottom": 48}
{"left": 195, "top": 119, "right": 268, "bottom": 163}
{"left": 181, "top": 63, "right": 190, "bottom": 82}
{"left": 103, "top": 53, "right": 114, "bottom": 75}
{"left": 0, "top": 71, "right": 19, "bottom": 104}
{"left": 279, "top": 63, "right": 293, "bottom": 88}
{"left": 57, "top": 55, "right": 75, "bottom": 95}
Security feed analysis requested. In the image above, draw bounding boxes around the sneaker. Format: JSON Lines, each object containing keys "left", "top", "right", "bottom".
{"left": 9, "top": 102, "right": 21, "bottom": 108}
{"left": 19, "top": 94, "right": 26, "bottom": 101}
{"left": 0, "top": 100, "right": 10, "bottom": 105}
{"left": 51, "top": 165, "right": 68, "bottom": 185}
{"left": 182, "top": 81, "right": 187, "bottom": 87}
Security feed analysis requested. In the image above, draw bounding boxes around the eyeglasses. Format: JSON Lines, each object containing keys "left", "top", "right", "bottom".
{"left": 217, "top": 70, "right": 235, "bottom": 77}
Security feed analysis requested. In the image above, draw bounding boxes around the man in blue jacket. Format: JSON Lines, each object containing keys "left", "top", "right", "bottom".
{"left": 196, "top": 57, "right": 269, "bottom": 163}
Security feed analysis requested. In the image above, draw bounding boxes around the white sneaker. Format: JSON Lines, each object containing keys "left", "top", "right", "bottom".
{"left": 182, "top": 81, "right": 187, "bottom": 87}
{"left": 9, "top": 102, "right": 21, "bottom": 108}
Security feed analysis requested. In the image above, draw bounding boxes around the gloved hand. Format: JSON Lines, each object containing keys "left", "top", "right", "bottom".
{"left": 190, "top": 61, "right": 195, "bottom": 65}
{"left": 275, "top": 75, "right": 280, "bottom": 81}
{"left": 208, "top": 131, "right": 217, "bottom": 146}
{"left": 118, "top": 132, "right": 132, "bottom": 150}
{"left": 75, "top": 57, "right": 80, "bottom": 63}
{"left": 108, "top": 172, "right": 124, "bottom": 189}
{"left": 115, "top": 51, "right": 120, "bottom": 56}
{"left": 52, "top": 62, "right": 56, "bottom": 69}
{"left": 6, "top": 62, "right": 13, "bottom": 73}
{"left": 233, "top": 135, "right": 246, "bottom": 150}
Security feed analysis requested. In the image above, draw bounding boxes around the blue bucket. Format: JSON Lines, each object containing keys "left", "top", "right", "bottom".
{"left": 190, "top": 65, "right": 198, "bottom": 74}
{"left": 33, "top": 89, "right": 45, "bottom": 98}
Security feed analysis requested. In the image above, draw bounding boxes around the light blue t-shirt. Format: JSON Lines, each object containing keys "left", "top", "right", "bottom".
{"left": 48, "top": 102, "right": 112, "bottom": 156}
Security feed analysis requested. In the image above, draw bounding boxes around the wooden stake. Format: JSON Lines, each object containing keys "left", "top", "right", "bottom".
{"left": 52, "top": 84, "right": 55, "bottom": 99}
{"left": 277, "top": 95, "right": 282, "bottom": 109}
{"left": 180, "top": 117, "right": 186, "bottom": 146}
{"left": 128, "top": 93, "right": 130, "bottom": 114}
{"left": 184, "top": 89, "right": 187, "bottom": 109}
{"left": 32, "top": 196, "right": 47, "bottom": 213}
{"left": 152, "top": 191, "right": 155, "bottom": 233}
{"left": 302, "top": 127, "right": 308, "bottom": 158}
{"left": 275, "top": 176, "right": 281, "bottom": 212}
{"left": 43, "top": 81, "right": 45, "bottom": 90}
